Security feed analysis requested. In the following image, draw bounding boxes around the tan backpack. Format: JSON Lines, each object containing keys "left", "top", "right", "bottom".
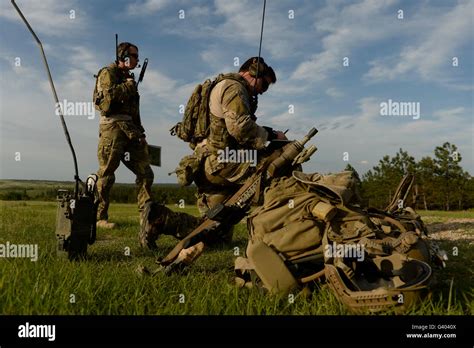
{"left": 236, "top": 171, "right": 445, "bottom": 313}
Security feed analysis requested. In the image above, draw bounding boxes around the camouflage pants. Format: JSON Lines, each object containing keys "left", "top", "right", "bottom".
{"left": 196, "top": 192, "right": 235, "bottom": 245}
{"left": 193, "top": 157, "right": 258, "bottom": 244}
{"left": 96, "top": 122, "right": 154, "bottom": 220}
{"left": 151, "top": 204, "right": 201, "bottom": 240}
{"left": 145, "top": 195, "right": 234, "bottom": 245}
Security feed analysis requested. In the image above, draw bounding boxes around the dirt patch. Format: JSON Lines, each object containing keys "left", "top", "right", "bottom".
{"left": 426, "top": 218, "right": 474, "bottom": 245}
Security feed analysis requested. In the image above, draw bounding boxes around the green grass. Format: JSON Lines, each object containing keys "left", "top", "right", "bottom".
{"left": 0, "top": 201, "right": 472, "bottom": 315}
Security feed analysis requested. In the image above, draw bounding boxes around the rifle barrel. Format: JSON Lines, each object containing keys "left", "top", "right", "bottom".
{"left": 299, "top": 127, "right": 318, "bottom": 146}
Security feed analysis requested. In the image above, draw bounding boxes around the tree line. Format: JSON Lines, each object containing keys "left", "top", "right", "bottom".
{"left": 348, "top": 142, "right": 473, "bottom": 210}
{"left": 2, "top": 142, "right": 472, "bottom": 211}
{"left": 0, "top": 183, "right": 198, "bottom": 206}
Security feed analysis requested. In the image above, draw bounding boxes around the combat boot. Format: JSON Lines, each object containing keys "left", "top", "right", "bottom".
{"left": 97, "top": 220, "right": 116, "bottom": 229}
{"left": 139, "top": 201, "right": 201, "bottom": 250}
{"left": 139, "top": 201, "right": 160, "bottom": 250}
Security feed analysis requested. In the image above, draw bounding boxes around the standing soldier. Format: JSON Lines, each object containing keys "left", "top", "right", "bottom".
{"left": 93, "top": 42, "right": 154, "bottom": 229}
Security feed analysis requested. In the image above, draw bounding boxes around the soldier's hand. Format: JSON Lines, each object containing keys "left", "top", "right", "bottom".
{"left": 275, "top": 131, "right": 288, "bottom": 140}
{"left": 139, "top": 137, "right": 147, "bottom": 146}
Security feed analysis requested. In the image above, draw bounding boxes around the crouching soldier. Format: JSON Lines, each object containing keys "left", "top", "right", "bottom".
{"left": 140, "top": 57, "right": 286, "bottom": 250}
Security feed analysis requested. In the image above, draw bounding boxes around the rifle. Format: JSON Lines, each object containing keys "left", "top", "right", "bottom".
{"left": 137, "top": 58, "right": 148, "bottom": 87}
{"left": 160, "top": 127, "right": 318, "bottom": 270}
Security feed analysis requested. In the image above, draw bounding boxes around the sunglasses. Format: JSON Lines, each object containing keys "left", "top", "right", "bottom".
{"left": 128, "top": 53, "right": 139, "bottom": 59}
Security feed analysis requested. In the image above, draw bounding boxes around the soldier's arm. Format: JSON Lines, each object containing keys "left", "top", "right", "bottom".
{"left": 221, "top": 83, "right": 269, "bottom": 150}
{"left": 98, "top": 68, "right": 137, "bottom": 105}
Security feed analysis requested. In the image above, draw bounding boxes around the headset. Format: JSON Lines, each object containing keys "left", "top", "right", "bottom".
{"left": 118, "top": 43, "right": 133, "bottom": 61}
{"left": 249, "top": 57, "right": 268, "bottom": 78}
{"left": 115, "top": 34, "right": 138, "bottom": 64}
{"left": 117, "top": 42, "right": 136, "bottom": 62}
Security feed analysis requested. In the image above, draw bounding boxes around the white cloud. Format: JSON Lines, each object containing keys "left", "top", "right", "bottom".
{"left": 1, "top": 0, "right": 90, "bottom": 37}
{"left": 140, "top": 68, "right": 196, "bottom": 108}
{"left": 291, "top": 0, "right": 399, "bottom": 81}
{"left": 199, "top": 45, "right": 237, "bottom": 74}
{"left": 159, "top": 0, "right": 315, "bottom": 61}
{"left": 126, "top": 0, "right": 170, "bottom": 16}
{"left": 364, "top": 0, "right": 473, "bottom": 87}
{"left": 325, "top": 87, "right": 344, "bottom": 99}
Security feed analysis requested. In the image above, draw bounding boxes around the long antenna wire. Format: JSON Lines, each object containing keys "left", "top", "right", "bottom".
{"left": 255, "top": 0, "right": 266, "bottom": 79}
{"left": 11, "top": 0, "right": 80, "bottom": 198}
{"left": 253, "top": 0, "right": 267, "bottom": 98}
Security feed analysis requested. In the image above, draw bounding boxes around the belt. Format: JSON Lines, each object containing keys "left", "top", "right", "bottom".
{"left": 99, "top": 114, "right": 133, "bottom": 124}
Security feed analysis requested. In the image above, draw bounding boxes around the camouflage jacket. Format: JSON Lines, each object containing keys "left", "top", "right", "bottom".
{"left": 207, "top": 73, "right": 269, "bottom": 151}
{"left": 95, "top": 63, "right": 144, "bottom": 134}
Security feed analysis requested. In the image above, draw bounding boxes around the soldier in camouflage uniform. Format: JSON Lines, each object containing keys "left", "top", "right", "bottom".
{"left": 140, "top": 57, "right": 286, "bottom": 249}
{"left": 94, "top": 42, "right": 154, "bottom": 229}
{"left": 194, "top": 57, "right": 285, "bottom": 216}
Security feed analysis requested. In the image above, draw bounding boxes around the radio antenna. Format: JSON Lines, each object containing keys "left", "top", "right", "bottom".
{"left": 11, "top": 0, "right": 80, "bottom": 198}
{"left": 253, "top": 0, "right": 267, "bottom": 102}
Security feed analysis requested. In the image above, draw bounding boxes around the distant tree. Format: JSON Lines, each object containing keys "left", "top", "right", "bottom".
{"left": 416, "top": 156, "right": 437, "bottom": 210}
{"left": 361, "top": 149, "right": 415, "bottom": 208}
{"left": 433, "top": 142, "right": 465, "bottom": 210}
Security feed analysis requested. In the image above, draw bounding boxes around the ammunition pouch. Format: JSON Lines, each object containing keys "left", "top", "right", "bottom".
{"left": 246, "top": 240, "right": 298, "bottom": 294}
{"left": 115, "top": 120, "right": 142, "bottom": 141}
{"left": 173, "top": 153, "right": 203, "bottom": 186}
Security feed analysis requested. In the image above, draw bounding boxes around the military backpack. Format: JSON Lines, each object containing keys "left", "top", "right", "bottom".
{"left": 170, "top": 73, "right": 246, "bottom": 149}
{"left": 93, "top": 66, "right": 113, "bottom": 115}
{"left": 235, "top": 171, "right": 447, "bottom": 313}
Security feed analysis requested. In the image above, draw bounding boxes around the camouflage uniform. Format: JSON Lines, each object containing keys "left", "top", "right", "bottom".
{"left": 196, "top": 74, "right": 268, "bottom": 205}
{"left": 141, "top": 73, "right": 271, "bottom": 248}
{"left": 192, "top": 73, "right": 270, "bottom": 242}
{"left": 95, "top": 62, "right": 154, "bottom": 221}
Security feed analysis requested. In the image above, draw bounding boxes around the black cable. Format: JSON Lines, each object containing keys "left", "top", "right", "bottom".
{"left": 253, "top": 0, "right": 267, "bottom": 99}
{"left": 11, "top": 0, "right": 80, "bottom": 199}
{"left": 256, "top": 0, "right": 266, "bottom": 79}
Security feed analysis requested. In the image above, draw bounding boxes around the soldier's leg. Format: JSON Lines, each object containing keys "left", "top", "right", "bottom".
{"left": 96, "top": 124, "right": 127, "bottom": 222}
{"left": 122, "top": 141, "right": 154, "bottom": 216}
{"left": 196, "top": 191, "right": 235, "bottom": 245}
{"left": 140, "top": 201, "right": 202, "bottom": 249}
{"left": 196, "top": 157, "right": 258, "bottom": 245}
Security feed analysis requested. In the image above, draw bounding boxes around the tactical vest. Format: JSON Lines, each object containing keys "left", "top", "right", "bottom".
{"left": 206, "top": 73, "right": 253, "bottom": 152}
{"left": 94, "top": 63, "right": 140, "bottom": 121}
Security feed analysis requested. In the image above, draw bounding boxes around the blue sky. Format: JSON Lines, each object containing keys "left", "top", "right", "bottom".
{"left": 1, "top": 0, "right": 472, "bottom": 184}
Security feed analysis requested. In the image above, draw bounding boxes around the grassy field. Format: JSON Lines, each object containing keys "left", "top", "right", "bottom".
{"left": 0, "top": 200, "right": 472, "bottom": 315}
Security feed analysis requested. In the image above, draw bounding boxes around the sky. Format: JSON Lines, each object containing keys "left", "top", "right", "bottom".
{"left": 0, "top": 0, "right": 473, "bottom": 184}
